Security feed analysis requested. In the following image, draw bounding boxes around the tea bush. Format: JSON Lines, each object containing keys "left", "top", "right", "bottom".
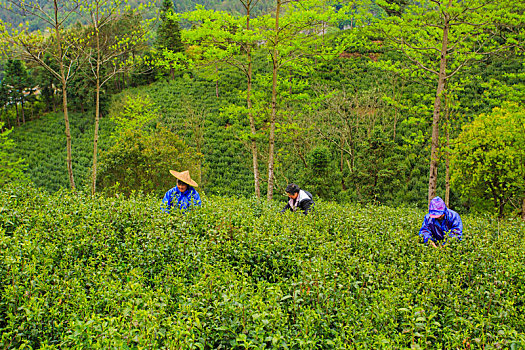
{"left": 1, "top": 184, "right": 524, "bottom": 348}
{"left": 10, "top": 113, "right": 114, "bottom": 192}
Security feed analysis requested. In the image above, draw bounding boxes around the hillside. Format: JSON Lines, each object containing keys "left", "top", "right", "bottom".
{"left": 10, "top": 112, "right": 114, "bottom": 192}
{"left": 0, "top": 0, "right": 275, "bottom": 31}
{"left": 3, "top": 0, "right": 524, "bottom": 216}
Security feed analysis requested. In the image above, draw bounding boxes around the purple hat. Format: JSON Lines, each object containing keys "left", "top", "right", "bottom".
{"left": 429, "top": 197, "right": 446, "bottom": 218}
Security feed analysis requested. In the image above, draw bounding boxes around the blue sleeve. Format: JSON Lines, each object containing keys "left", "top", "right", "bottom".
{"left": 161, "top": 188, "right": 175, "bottom": 213}
{"left": 447, "top": 211, "right": 463, "bottom": 241}
{"left": 418, "top": 216, "right": 432, "bottom": 244}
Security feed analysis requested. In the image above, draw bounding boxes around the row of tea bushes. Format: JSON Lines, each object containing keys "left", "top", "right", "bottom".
{"left": 1, "top": 183, "right": 524, "bottom": 348}
{"left": 11, "top": 113, "right": 114, "bottom": 192}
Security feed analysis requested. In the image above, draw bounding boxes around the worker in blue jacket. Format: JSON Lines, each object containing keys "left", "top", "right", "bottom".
{"left": 161, "top": 170, "right": 201, "bottom": 213}
{"left": 419, "top": 196, "right": 462, "bottom": 248}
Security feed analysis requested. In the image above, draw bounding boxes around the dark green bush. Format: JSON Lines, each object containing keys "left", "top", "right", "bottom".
{"left": 97, "top": 126, "right": 202, "bottom": 197}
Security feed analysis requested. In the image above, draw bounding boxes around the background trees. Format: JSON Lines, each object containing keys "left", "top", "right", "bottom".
{"left": 1, "top": 0, "right": 524, "bottom": 219}
{"left": 77, "top": 0, "right": 150, "bottom": 194}
{"left": 156, "top": 0, "right": 184, "bottom": 80}
{"left": 260, "top": 0, "right": 349, "bottom": 199}
{"left": 96, "top": 93, "right": 201, "bottom": 196}
{"left": 2, "top": 59, "right": 33, "bottom": 125}
{"left": 371, "top": 0, "right": 522, "bottom": 204}
{"left": 452, "top": 102, "right": 525, "bottom": 218}
{"left": 1, "top": 0, "right": 84, "bottom": 190}
{"left": 181, "top": 2, "right": 266, "bottom": 197}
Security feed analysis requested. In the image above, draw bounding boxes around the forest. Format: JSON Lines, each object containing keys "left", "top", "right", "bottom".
{"left": 0, "top": 0, "right": 523, "bottom": 216}
{"left": 0, "top": 0, "right": 524, "bottom": 347}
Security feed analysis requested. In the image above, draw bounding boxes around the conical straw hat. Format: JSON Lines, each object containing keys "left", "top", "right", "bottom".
{"left": 169, "top": 170, "right": 198, "bottom": 187}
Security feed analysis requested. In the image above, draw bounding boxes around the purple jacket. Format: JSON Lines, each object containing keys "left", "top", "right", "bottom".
{"left": 419, "top": 197, "right": 463, "bottom": 244}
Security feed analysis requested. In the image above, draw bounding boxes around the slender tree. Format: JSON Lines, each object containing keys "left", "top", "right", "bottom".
{"left": 261, "top": 0, "right": 348, "bottom": 199}
{"left": 77, "top": 0, "right": 149, "bottom": 194}
{"left": 0, "top": 0, "right": 83, "bottom": 189}
{"left": 182, "top": 2, "right": 264, "bottom": 197}
{"left": 156, "top": 0, "right": 184, "bottom": 80}
{"left": 373, "top": 0, "right": 525, "bottom": 203}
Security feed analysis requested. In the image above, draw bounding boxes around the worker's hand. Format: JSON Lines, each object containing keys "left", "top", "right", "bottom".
{"left": 429, "top": 241, "right": 439, "bottom": 249}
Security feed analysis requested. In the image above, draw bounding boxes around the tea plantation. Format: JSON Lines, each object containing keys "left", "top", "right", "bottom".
{"left": 1, "top": 184, "right": 524, "bottom": 349}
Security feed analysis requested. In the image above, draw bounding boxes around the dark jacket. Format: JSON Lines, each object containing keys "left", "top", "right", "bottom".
{"left": 281, "top": 190, "right": 314, "bottom": 215}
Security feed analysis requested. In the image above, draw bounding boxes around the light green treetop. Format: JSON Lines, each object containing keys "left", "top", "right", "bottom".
{"left": 451, "top": 102, "right": 525, "bottom": 217}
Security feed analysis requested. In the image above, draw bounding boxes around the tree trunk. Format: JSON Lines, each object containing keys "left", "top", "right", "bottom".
{"left": 215, "top": 66, "right": 220, "bottom": 98}
{"left": 498, "top": 197, "right": 505, "bottom": 219}
{"left": 246, "top": 9, "right": 261, "bottom": 198}
{"left": 92, "top": 15, "right": 101, "bottom": 195}
{"left": 53, "top": 89, "right": 57, "bottom": 113}
{"left": 92, "top": 79, "right": 100, "bottom": 195}
{"left": 54, "top": 0, "right": 75, "bottom": 190}
{"left": 20, "top": 98, "right": 25, "bottom": 124}
{"left": 15, "top": 103, "right": 20, "bottom": 126}
{"left": 427, "top": 7, "right": 451, "bottom": 204}
{"left": 6, "top": 108, "right": 11, "bottom": 128}
{"left": 522, "top": 197, "right": 525, "bottom": 221}
{"left": 267, "top": 0, "right": 281, "bottom": 201}
{"left": 62, "top": 79, "right": 75, "bottom": 190}
{"left": 340, "top": 136, "right": 347, "bottom": 191}
{"left": 445, "top": 103, "right": 450, "bottom": 207}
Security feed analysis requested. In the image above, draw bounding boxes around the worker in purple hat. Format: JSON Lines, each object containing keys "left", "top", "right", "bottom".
{"left": 418, "top": 196, "right": 463, "bottom": 248}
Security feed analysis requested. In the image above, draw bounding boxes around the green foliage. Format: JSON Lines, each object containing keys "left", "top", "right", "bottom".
{"left": 1, "top": 184, "right": 525, "bottom": 348}
{"left": 351, "top": 127, "right": 405, "bottom": 203}
{"left": 377, "top": 0, "right": 409, "bottom": 17}
{"left": 451, "top": 102, "right": 525, "bottom": 217}
{"left": 97, "top": 126, "right": 201, "bottom": 197}
{"left": 109, "top": 92, "right": 159, "bottom": 136}
{"left": 157, "top": 0, "right": 183, "bottom": 53}
{"left": 2, "top": 59, "right": 34, "bottom": 124}
{"left": 32, "top": 55, "right": 60, "bottom": 114}
{"left": 308, "top": 145, "right": 330, "bottom": 173}
{"left": 172, "top": 0, "right": 275, "bottom": 16}
{"left": 115, "top": 72, "right": 254, "bottom": 197}
{"left": 297, "top": 145, "right": 341, "bottom": 201}
{"left": 4, "top": 0, "right": 524, "bottom": 215}
{"left": 9, "top": 112, "right": 114, "bottom": 192}
{"left": 0, "top": 123, "right": 27, "bottom": 185}
{"left": 153, "top": 0, "right": 186, "bottom": 78}
{"left": 98, "top": 91, "right": 201, "bottom": 196}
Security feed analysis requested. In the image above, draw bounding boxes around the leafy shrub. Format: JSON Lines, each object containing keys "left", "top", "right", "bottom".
{"left": 1, "top": 184, "right": 524, "bottom": 348}
{"left": 452, "top": 102, "right": 525, "bottom": 218}
{"left": 0, "top": 123, "right": 28, "bottom": 186}
{"left": 97, "top": 126, "right": 202, "bottom": 197}
{"left": 10, "top": 112, "right": 114, "bottom": 192}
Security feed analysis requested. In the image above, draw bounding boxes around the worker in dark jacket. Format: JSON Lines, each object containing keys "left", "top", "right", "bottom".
{"left": 419, "top": 196, "right": 462, "bottom": 248}
{"left": 280, "top": 183, "right": 314, "bottom": 215}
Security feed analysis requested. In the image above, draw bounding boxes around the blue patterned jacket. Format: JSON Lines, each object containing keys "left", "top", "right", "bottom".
{"left": 161, "top": 186, "right": 201, "bottom": 213}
